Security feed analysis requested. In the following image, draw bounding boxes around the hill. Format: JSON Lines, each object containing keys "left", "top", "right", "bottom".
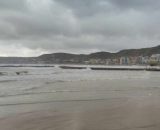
{"left": 37, "top": 45, "right": 160, "bottom": 64}
{"left": 117, "top": 45, "right": 160, "bottom": 57}
{"left": 0, "top": 45, "right": 160, "bottom": 64}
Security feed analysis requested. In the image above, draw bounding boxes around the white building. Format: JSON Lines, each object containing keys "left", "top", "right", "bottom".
{"left": 150, "top": 54, "right": 160, "bottom": 62}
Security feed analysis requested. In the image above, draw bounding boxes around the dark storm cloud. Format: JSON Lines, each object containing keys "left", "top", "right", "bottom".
{"left": 0, "top": 0, "right": 160, "bottom": 56}
{"left": 0, "top": 0, "right": 27, "bottom": 11}
{"left": 109, "top": 0, "right": 160, "bottom": 11}
{"left": 54, "top": 0, "right": 114, "bottom": 17}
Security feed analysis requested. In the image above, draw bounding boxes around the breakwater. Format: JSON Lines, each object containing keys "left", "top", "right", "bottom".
{"left": 59, "top": 65, "right": 160, "bottom": 71}
{"left": 59, "top": 66, "right": 87, "bottom": 69}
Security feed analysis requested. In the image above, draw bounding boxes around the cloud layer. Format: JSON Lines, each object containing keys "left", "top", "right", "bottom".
{"left": 0, "top": 0, "right": 160, "bottom": 56}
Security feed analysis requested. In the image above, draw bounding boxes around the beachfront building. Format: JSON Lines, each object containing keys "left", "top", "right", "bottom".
{"left": 150, "top": 54, "right": 160, "bottom": 63}
{"left": 141, "top": 56, "right": 150, "bottom": 64}
{"left": 89, "top": 59, "right": 106, "bottom": 64}
{"left": 147, "top": 54, "right": 160, "bottom": 66}
{"left": 105, "top": 59, "right": 112, "bottom": 65}
{"left": 136, "top": 56, "right": 145, "bottom": 65}
{"left": 88, "top": 59, "right": 98, "bottom": 64}
{"left": 120, "top": 57, "right": 130, "bottom": 65}
{"left": 112, "top": 58, "right": 120, "bottom": 65}
{"left": 128, "top": 57, "right": 138, "bottom": 65}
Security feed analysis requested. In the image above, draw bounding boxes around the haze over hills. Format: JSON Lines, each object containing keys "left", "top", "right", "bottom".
{"left": 0, "top": 45, "right": 160, "bottom": 64}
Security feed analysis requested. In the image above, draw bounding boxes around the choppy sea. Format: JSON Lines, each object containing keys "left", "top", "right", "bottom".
{"left": 0, "top": 64, "right": 160, "bottom": 117}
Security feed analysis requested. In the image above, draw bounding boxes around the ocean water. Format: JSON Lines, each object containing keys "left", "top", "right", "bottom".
{"left": 0, "top": 64, "right": 160, "bottom": 117}
{"left": 0, "top": 65, "right": 149, "bottom": 95}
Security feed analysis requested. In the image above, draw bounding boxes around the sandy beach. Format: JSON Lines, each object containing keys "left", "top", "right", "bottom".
{"left": 0, "top": 78, "right": 160, "bottom": 130}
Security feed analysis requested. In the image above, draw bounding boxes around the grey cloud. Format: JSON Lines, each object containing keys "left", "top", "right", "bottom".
{"left": 0, "top": 0, "right": 159, "bottom": 56}
{"left": 0, "top": 0, "right": 28, "bottom": 11}
{"left": 55, "top": 0, "right": 116, "bottom": 17}
{"left": 1, "top": 1, "right": 79, "bottom": 39}
{"left": 109, "top": 0, "right": 160, "bottom": 11}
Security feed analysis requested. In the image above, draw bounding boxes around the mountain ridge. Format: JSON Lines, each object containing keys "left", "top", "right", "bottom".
{"left": 0, "top": 45, "right": 160, "bottom": 64}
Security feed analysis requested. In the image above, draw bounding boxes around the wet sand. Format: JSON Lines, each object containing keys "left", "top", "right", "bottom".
{"left": 0, "top": 80, "right": 160, "bottom": 130}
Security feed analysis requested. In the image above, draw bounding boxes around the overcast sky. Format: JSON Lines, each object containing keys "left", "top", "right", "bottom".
{"left": 0, "top": 0, "right": 160, "bottom": 56}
